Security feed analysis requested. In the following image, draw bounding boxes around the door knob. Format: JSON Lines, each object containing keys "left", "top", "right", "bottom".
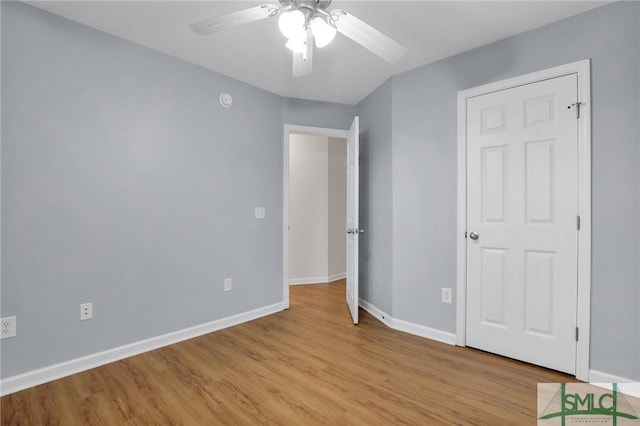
{"left": 347, "top": 229, "right": 353, "bottom": 234}
{"left": 469, "top": 231, "right": 479, "bottom": 240}
{"left": 357, "top": 229, "right": 365, "bottom": 234}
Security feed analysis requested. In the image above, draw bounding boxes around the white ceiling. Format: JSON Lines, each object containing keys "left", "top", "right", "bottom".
{"left": 27, "top": 1, "right": 608, "bottom": 105}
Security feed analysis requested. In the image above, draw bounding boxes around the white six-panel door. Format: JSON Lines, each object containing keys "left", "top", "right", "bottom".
{"left": 346, "top": 117, "right": 360, "bottom": 324}
{"left": 465, "top": 74, "right": 579, "bottom": 374}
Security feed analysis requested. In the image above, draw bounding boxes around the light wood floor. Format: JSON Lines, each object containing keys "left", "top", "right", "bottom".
{"left": 1, "top": 280, "right": 576, "bottom": 425}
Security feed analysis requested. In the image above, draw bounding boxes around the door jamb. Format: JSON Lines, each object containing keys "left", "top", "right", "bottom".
{"left": 282, "top": 124, "right": 350, "bottom": 309}
{"left": 455, "top": 60, "right": 592, "bottom": 381}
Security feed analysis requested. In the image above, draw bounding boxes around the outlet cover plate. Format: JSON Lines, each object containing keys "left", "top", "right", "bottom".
{"left": 255, "top": 207, "right": 266, "bottom": 219}
{"left": 80, "top": 302, "right": 93, "bottom": 320}
{"left": 1, "top": 316, "right": 16, "bottom": 339}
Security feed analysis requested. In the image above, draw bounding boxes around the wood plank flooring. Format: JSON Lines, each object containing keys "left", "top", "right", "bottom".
{"left": 1, "top": 280, "right": 576, "bottom": 425}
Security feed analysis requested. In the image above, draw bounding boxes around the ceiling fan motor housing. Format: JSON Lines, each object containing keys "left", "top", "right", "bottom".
{"left": 279, "top": 0, "right": 333, "bottom": 13}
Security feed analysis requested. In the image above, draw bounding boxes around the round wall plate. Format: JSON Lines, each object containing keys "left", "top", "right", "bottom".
{"left": 219, "top": 93, "right": 233, "bottom": 108}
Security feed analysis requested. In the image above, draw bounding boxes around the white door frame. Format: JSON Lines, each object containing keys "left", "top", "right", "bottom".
{"left": 455, "top": 60, "right": 592, "bottom": 381}
{"left": 282, "top": 124, "right": 350, "bottom": 309}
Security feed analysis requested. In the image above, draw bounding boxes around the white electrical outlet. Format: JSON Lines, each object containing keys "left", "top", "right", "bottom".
{"left": 80, "top": 302, "right": 93, "bottom": 320}
{"left": 442, "top": 288, "right": 453, "bottom": 304}
{"left": 1, "top": 316, "right": 16, "bottom": 339}
{"left": 224, "top": 278, "right": 232, "bottom": 292}
{"left": 255, "top": 207, "right": 266, "bottom": 219}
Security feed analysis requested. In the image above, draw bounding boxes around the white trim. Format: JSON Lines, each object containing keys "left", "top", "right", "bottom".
{"left": 284, "top": 125, "right": 350, "bottom": 139}
{"left": 589, "top": 372, "right": 640, "bottom": 398}
{"left": 359, "top": 298, "right": 393, "bottom": 328}
{"left": 282, "top": 124, "right": 350, "bottom": 310}
{"left": 589, "top": 369, "right": 638, "bottom": 384}
{"left": 289, "top": 273, "right": 346, "bottom": 285}
{"left": 456, "top": 60, "right": 592, "bottom": 381}
{"left": 359, "top": 299, "right": 456, "bottom": 345}
{"left": 0, "top": 302, "right": 284, "bottom": 396}
{"left": 393, "top": 318, "right": 457, "bottom": 346}
{"left": 456, "top": 84, "right": 468, "bottom": 347}
{"left": 283, "top": 127, "right": 290, "bottom": 309}
{"left": 574, "top": 60, "right": 592, "bottom": 383}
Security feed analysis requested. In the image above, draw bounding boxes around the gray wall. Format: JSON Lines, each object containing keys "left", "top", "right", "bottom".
{"left": 357, "top": 79, "right": 393, "bottom": 314}
{"left": 2, "top": 0, "right": 638, "bottom": 383}
{"left": 359, "top": 1, "right": 639, "bottom": 379}
{"left": 1, "top": 2, "right": 286, "bottom": 378}
{"left": 391, "top": 63, "right": 458, "bottom": 331}
{"left": 281, "top": 97, "right": 355, "bottom": 130}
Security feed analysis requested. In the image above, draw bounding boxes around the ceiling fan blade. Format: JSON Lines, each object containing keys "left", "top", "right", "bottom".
{"left": 331, "top": 10, "right": 407, "bottom": 64}
{"left": 292, "top": 30, "right": 313, "bottom": 77}
{"left": 190, "top": 4, "right": 280, "bottom": 35}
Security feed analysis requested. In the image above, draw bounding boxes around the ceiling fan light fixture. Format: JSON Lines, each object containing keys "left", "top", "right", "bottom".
{"left": 278, "top": 9, "right": 305, "bottom": 40}
{"left": 309, "top": 16, "right": 336, "bottom": 48}
{"left": 190, "top": 1, "right": 407, "bottom": 77}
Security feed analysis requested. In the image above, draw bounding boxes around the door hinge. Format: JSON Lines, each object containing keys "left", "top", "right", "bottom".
{"left": 575, "top": 327, "right": 579, "bottom": 341}
{"left": 465, "top": 231, "right": 468, "bottom": 239}
{"left": 568, "top": 102, "right": 584, "bottom": 119}
{"left": 577, "top": 215, "right": 581, "bottom": 231}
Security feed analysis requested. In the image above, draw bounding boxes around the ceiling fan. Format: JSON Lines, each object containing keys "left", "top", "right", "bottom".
{"left": 190, "top": 0, "right": 407, "bottom": 77}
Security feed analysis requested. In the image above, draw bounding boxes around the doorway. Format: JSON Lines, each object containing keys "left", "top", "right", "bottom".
{"left": 288, "top": 133, "right": 347, "bottom": 285}
{"left": 456, "top": 60, "right": 592, "bottom": 380}
{"left": 282, "top": 125, "right": 350, "bottom": 309}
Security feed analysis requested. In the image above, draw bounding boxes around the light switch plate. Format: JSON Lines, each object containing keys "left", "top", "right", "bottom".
{"left": 442, "top": 288, "right": 452, "bottom": 304}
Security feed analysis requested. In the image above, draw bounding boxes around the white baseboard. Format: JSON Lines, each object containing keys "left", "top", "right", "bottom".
{"left": 589, "top": 369, "right": 639, "bottom": 384}
{"left": 359, "top": 298, "right": 393, "bottom": 328}
{"left": 0, "top": 302, "right": 285, "bottom": 396}
{"left": 589, "top": 370, "right": 640, "bottom": 398}
{"left": 327, "top": 272, "right": 346, "bottom": 282}
{"left": 289, "top": 272, "right": 346, "bottom": 285}
{"left": 392, "top": 318, "right": 457, "bottom": 345}
{"left": 358, "top": 299, "right": 456, "bottom": 346}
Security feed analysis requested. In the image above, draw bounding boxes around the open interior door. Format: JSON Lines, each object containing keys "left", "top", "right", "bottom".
{"left": 346, "top": 117, "right": 360, "bottom": 324}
